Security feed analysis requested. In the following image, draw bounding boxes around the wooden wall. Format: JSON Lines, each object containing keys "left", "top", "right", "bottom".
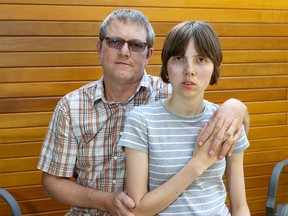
{"left": 0, "top": 1, "right": 287, "bottom": 215}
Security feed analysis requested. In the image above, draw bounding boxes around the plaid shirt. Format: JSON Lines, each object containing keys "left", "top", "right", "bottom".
{"left": 37, "top": 71, "right": 171, "bottom": 215}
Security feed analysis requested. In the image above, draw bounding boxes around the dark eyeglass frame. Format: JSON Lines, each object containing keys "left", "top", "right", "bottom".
{"left": 104, "top": 37, "right": 147, "bottom": 53}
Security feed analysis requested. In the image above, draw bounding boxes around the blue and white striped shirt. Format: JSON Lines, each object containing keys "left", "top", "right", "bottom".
{"left": 119, "top": 99, "right": 249, "bottom": 215}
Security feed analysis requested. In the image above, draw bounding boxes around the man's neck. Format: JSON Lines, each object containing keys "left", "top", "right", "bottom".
{"left": 104, "top": 81, "right": 139, "bottom": 103}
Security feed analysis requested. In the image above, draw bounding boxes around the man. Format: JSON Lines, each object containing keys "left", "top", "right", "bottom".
{"left": 38, "top": 9, "right": 249, "bottom": 216}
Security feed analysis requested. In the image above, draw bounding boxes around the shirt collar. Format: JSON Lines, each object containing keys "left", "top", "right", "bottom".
{"left": 93, "top": 70, "right": 152, "bottom": 104}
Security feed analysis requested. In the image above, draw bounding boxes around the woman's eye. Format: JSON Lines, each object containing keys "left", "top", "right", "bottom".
{"left": 175, "top": 56, "right": 183, "bottom": 61}
{"left": 197, "top": 57, "right": 207, "bottom": 63}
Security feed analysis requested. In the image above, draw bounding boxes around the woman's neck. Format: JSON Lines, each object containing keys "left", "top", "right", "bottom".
{"left": 164, "top": 96, "right": 204, "bottom": 116}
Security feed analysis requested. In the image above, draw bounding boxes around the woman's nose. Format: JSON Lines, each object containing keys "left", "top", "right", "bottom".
{"left": 185, "top": 61, "right": 196, "bottom": 76}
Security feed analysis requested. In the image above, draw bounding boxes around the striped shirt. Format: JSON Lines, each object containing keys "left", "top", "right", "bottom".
{"left": 37, "top": 72, "right": 171, "bottom": 215}
{"left": 119, "top": 99, "right": 249, "bottom": 216}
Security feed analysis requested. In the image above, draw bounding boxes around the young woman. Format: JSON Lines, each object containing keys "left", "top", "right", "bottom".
{"left": 119, "top": 21, "right": 250, "bottom": 216}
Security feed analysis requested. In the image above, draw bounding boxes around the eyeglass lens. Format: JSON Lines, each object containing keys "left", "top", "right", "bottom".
{"left": 105, "top": 37, "right": 147, "bottom": 52}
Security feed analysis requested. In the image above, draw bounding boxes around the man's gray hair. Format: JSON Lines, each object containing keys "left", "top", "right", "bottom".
{"left": 99, "top": 8, "right": 155, "bottom": 49}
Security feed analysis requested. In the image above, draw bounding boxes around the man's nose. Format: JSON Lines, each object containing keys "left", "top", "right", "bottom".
{"left": 119, "top": 42, "right": 131, "bottom": 55}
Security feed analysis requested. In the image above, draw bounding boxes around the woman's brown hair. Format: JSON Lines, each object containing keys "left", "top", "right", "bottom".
{"left": 160, "top": 21, "right": 222, "bottom": 85}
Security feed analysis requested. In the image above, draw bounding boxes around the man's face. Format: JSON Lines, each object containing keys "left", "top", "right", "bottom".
{"left": 97, "top": 20, "right": 153, "bottom": 86}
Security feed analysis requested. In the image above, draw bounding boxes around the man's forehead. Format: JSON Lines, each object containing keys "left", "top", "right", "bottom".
{"left": 107, "top": 20, "right": 147, "bottom": 40}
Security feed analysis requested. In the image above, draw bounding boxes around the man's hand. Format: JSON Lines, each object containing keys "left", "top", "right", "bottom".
{"left": 197, "top": 99, "right": 249, "bottom": 159}
{"left": 107, "top": 192, "right": 135, "bottom": 216}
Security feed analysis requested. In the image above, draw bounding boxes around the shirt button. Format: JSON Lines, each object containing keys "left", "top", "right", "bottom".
{"left": 113, "top": 156, "right": 118, "bottom": 160}
{"left": 119, "top": 131, "right": 123, "bottom": 136}
{"left": 112, "top": 180, "right": 116, "bottom": 184}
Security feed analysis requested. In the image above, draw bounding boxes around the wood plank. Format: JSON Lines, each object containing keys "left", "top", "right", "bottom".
{"left": 209, "top": 76, "right": 288, "bottom": 90}
{"left": 205, "top": 89, "right": 287, "bottom": 103}
{"left": 0, "top": 37, "right": 98, "bottom": 52}
{"left": 0, "top": 0, "right": 287, "bottom": 10}
{"left": 246, "top": 185, "right": 288, "bottom": 201}
{"left": 246, "top": 101, "right": 288, "bottom": 114}
{"left": 0, "top": 111, "right": 285, "bottom": 129}
{"left": 211, "top": 23, "right": 288, "bottom": 37}
{"left": 245, "top": 173, "right": 288, "bottom": 190}
{"left": 244, "top": 150, "right": 288, "bottom": 165}
{"left": 220, "top": 37, "right": 288, "bottom": 50}
{"left": 1, "top": 36, "right": 286, "bottom": 52}
{"left": 0, "top": 50, "right": 287, "bottom": 68}
{"left": 0, "top": 138, "right": 286, "bottom": 159}
{"left": 0, "top": 112, "right": 53, "bottom": 128}
{"left": 0, "top": 95, "right": 286, "bottom": 114}
{"left": 220, "top": 63, "right": 288, "bottom": 77}
{"left": 1, "top": 85, "right": 287, "bottom": 103}
{"left": 0, "top": 97, "right": 60, "bottom": 113}
{"left": 249, "top": 113, "right": 287, "bottom": 127}
{"left": 0, "top": 142, "right": 43, "bottom": 158}
{"left": 0, "top": 52, "right": 99, "bottom": 68}
{"left": 0, "top": 171, "right": 42, "bottom": 187}
{"left": 3, "top": 153, "right": 287, "bottom": 175}
{"left": 1, "top": 21, "right": 287, "bottom": 37}
{"left": 0, "top": 198, "right": 69, "bottom": 215}
{"left": 0, "top": 21, "right": 100, "bottom": 36}
{"left": 248, "top": 125, "right": 288, "bottom": 140}
{"left": 0, "top": 127, "right": 47, "bottom": 144}
{"left": 247, "top": 196, "right": 288, "bottom": 213}
{"left": 0, "top": 82, "right": 89, "bottom": 98}
{"left": 1, "top": 64, "right": 286, "bottom": 84}
{"left": 0, "top": 185, "right": 46, "bottom": 203}
{"left": 244, "top": 163, "right": 281, "bottom": 177}
{"left": 247, "top": 138, "right": 288, "bottom": 152}
{"left": 0, "top": 67, "right": 101, "bottom": 83}
{"left": 0, "top": 125, "right": 287, "bottom": 145}
{"left": 0, "top": 157, "right": 39, "bottom": 173}
{"left": 0, "top": 5, "right": 287, "bottom": 23}
{"left": 1, "top": 77, "right": 287, "bottom": 98}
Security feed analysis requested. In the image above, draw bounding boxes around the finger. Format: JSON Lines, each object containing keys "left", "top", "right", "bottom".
{"left": 119, "top": 192, "right": 135, "bottom": 209}
{"left": 196, "top": 123, "right": 208, "bottom": 146}
{"left": 199, "top": 113, "right": 225, "bottom": 146}
{"left": 219, "top": 127, "right": 242, "bottom": 159}
{"left": 208, "top": 126, "right": 226, "bottom": 156}
{"left": 222, "top": 119, "right": 239, "bottom": 143}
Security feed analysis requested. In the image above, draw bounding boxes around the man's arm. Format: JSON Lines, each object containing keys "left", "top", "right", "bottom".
{"left": 41, "top": 172, "right": 135, "bottom": 216}
{"left": 197, "top": 98, "right": 249, "bottom": 159}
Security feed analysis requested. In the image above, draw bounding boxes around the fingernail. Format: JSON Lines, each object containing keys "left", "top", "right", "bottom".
{"left": 199, "top": 141, "right": 203, "bottom": 146}
{"left": 209, "top": 150, "right": 214, "bottom": 155}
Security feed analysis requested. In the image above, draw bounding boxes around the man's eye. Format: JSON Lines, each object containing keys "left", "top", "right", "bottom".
{"left": 112, "top": 39, "right": 121, "bottom": 44}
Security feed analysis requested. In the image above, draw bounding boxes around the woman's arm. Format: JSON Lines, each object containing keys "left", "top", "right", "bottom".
{"left": 125, "top": 131, "right": 219, "bottom": 216}
{"left": 226, "top": 153, "right": 251, "bottom": 216}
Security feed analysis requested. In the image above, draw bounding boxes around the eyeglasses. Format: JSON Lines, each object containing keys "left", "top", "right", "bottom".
{"left": 104, "top": 37, "right": 147, "bottom": 53}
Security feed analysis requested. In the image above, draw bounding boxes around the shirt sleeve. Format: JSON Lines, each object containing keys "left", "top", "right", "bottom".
{"left": 37, "top": 97, "right": 78, "bottom": 177}
{"left": 118, "top": 107, "right": 149, "bottom": 154}
{"left": 231, "top": 124, "right": 250, "bottom": 155}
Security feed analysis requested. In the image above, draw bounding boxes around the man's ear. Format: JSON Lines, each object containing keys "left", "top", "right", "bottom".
{"left": 96, "top": 39, "right": 102, "bottom": 53}
{"left": 145, "top": 48, "right": 154, "bottom": 66}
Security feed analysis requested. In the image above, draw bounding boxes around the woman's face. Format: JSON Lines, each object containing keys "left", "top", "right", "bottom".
{"left": 167, "top": 38, "right": 214, "bottom": 99}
